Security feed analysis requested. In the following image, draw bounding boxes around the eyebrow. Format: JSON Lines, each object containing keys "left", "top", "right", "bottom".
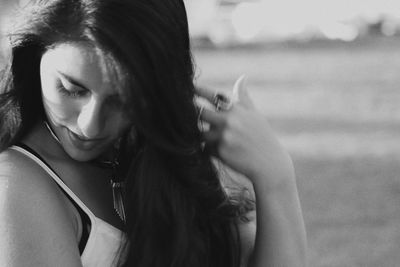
{"left": 56, "top": 71, "right": 89, "bottom": 90}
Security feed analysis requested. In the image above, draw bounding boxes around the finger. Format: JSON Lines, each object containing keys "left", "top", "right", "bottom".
{"left": 194, "top": 94, "right": 213, "bottom": 111}
{"left": 232, "top": 75, "right": 255, "bottom": 109}
{"left": 194, "top": 86, "right": 217, "bottom": 103}
{"left": 195, "top": 86, "right": 232, "bottom": 111}
{"left": 196, "top": 105, "right": 204, "bottom": 119}
{"left": 199, "top": 107, "right": 225, "bottom": 125}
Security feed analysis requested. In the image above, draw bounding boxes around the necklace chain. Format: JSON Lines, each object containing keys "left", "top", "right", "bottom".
{"left": 43, "top": 121, "right": 126, "bottom": 224}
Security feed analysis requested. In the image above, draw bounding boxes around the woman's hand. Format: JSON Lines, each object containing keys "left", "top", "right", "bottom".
{"left": 196, "top": 76, "right": 307, "bottom": 267}
{"left": 196, "top": 75, "right": 294, "bottom": 188}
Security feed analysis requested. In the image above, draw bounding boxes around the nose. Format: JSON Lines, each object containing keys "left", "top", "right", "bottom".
{"left": 77, "top": 97, "right": 105, "bottom": 138}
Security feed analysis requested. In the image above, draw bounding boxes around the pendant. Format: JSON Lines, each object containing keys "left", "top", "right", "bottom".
{"left": 44, "top": 120, "right": 127, "bottom": 223}
{"left": 111, "top": 179, "right": 126, "bottom": 224}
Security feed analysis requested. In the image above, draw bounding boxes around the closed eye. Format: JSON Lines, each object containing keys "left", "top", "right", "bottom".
{"left": 56, "top": 71, "right": 90, "bottom": 98}
{"left": 57, "top": 83, "right": 88, "bottom": 98}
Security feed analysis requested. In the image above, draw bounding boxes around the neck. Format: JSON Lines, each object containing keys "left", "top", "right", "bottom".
{"left": 22, "top": 121, "right": 71, "bottom": 162}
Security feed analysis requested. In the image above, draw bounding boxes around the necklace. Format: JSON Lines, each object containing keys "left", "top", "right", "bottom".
{"left": 44, "top": 121, "right": 126, "bottom": 224}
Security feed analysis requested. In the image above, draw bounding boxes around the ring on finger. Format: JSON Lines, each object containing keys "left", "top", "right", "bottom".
{"left": 213, "top": 93, "right": 232, "bottom": 111}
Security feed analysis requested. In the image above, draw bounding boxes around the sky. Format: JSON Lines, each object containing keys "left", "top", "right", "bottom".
{"left": 185, "top": 0, "right": 400, "bottom": 42}
{"left": 1, "top": 0, "right": 400, "bottom": 44}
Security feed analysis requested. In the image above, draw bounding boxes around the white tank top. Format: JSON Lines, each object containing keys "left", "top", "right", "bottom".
{"left": 11, "top": 145, "right": 127, "bottom": 267}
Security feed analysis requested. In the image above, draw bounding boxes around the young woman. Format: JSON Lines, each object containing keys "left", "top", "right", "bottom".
{"left": 0, "top": 0, "right": 307, "bottom": 266}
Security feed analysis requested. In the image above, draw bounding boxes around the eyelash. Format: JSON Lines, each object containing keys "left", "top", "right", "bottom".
{"left": 56, "top": 83, "right": 123, "bottom": 110}
{"left": 57, "top": 84, "right": 87, "bottom": 98}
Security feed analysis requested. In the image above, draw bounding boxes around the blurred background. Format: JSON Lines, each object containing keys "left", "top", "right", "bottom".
{"left": 2, "top": 0, "right": 400, "bottom": 266}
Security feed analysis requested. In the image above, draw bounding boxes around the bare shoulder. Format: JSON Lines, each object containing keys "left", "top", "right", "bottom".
{"left": 0, "top": 148, "right": 82, "bottom": 266}
{"left": 237, "top": 210, "right": 256, "bottom": 266}
{"left": 0, "top": 148, "right": 65, "bottom": 206}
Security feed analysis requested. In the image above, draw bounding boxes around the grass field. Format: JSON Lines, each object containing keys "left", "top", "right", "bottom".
{"left": 193, "top": 38, "right": 400, "bottom": 267}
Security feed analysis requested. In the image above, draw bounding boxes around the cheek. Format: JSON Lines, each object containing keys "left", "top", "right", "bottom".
{"left": 40, "top": 66, "right": 79, "bottom": 123}
{"left": 41, "top": 89, "right": 77, "bottom": 123}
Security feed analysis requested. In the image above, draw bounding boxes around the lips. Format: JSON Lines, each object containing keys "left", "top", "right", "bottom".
{"left": 67, "top": 129, "right": 107, "bottom": 150}
{"left": 69, "top": 130, "right": 103, "bottom": 141}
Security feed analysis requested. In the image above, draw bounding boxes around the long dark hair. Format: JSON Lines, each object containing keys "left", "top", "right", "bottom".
{"left": 0, "top": 0, "right": 251, "bottom": 266}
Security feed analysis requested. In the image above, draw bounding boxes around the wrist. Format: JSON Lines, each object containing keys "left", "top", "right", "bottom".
{"left": 249, "top": 151, "right": 296, "bottom": 193}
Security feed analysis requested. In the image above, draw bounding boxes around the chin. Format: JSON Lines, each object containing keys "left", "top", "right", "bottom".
{"left": 62, "top": 144, "right": 104, "bottom": 162}
{"left": 61, "top": 132, "right": 114, "bottom": 162}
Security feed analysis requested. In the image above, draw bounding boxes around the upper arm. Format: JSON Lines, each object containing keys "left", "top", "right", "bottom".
{"left": 217, "top": 161, "right": 257, "bottom": 266}
{"left": 238, "top": 210, "right": 256, "bottom": 267}
{"left": 0, "top": 150, "right": 83, "bottom": 267}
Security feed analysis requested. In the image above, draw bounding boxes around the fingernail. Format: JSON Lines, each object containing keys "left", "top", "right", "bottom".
{"left": 232, "top": 74, "right": 246, "bottom": 101}
{"left": 235, "top": 74, "right": 247, "bottom": 88}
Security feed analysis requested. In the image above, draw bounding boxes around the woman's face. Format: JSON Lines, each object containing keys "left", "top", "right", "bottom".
{"left": 40, "top": 42, "right": 131, "bottom": 161}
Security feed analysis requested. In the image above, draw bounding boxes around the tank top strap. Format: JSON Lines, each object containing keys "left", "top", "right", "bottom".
{"left": 9, "top": 144, "right": 97, "bottom": 221}
{"left": 9, "top": 144, "right": 128, "bottom": 266}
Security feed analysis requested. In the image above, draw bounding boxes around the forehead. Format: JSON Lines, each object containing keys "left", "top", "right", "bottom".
{"left": 42, "top": 42, "right": 124, "bottom": 95}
